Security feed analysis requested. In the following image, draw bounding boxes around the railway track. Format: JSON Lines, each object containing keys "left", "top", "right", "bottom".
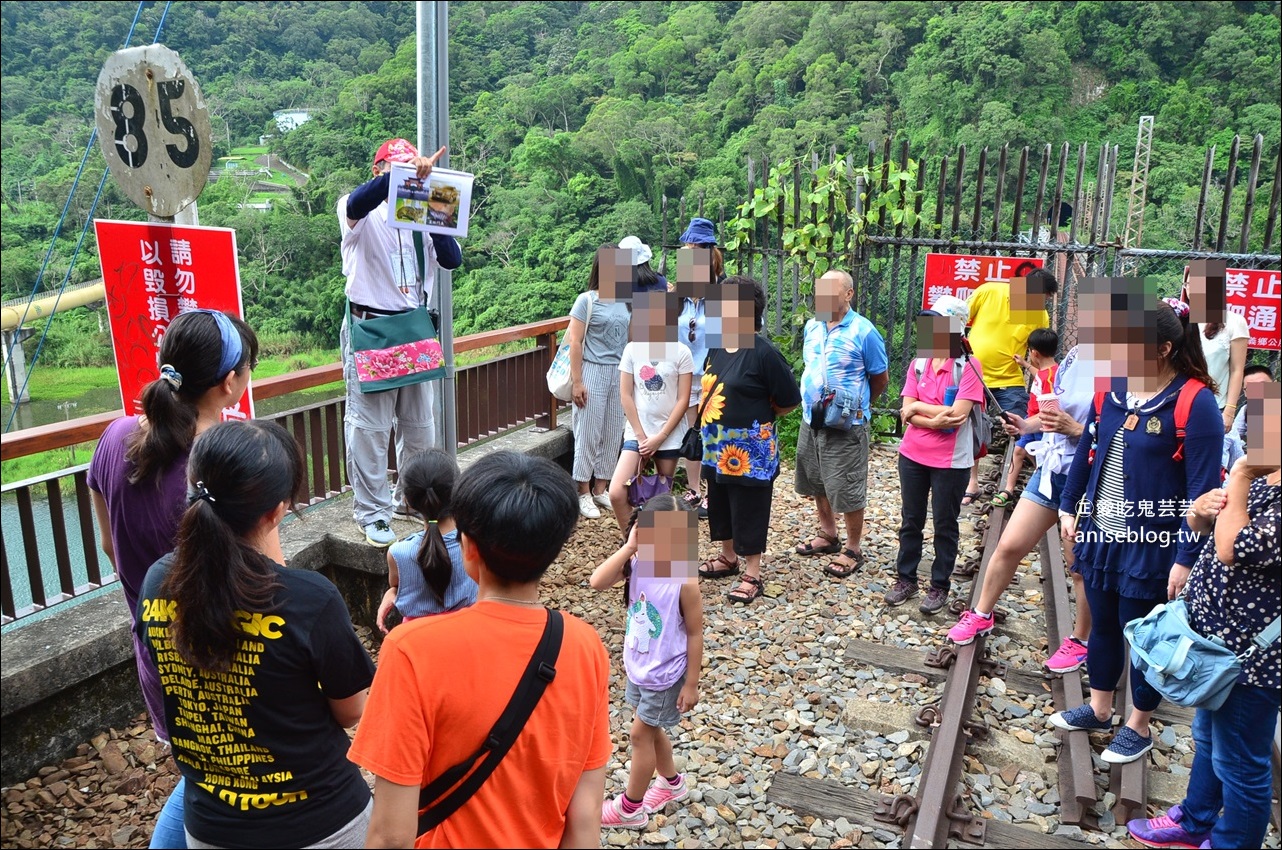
{"left": 771, "top": 443, "right": 1282, "bottom": 846}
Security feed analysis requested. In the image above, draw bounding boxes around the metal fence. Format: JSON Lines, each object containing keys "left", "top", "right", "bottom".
{"left": 654, "top": 135, "right": 1280, "bottom": 383}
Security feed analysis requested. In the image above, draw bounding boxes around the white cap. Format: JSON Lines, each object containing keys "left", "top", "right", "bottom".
{"left": 929, "top": 294, "right": 970, "bottom": 323}
{"left": 618, "top": 235, "right": 653, "bottom": 266}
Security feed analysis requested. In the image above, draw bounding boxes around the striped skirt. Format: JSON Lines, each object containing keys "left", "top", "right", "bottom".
{"left": 571, "top": 360, "right": 625, "bottom": 483}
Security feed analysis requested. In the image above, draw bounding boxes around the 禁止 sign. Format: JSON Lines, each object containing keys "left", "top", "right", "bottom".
{"left": 922, "top": 253, "right": 1045, "bottom": 310}
{"left": 94, "top": 44, "right": 212, "bottom": 218}
{"left": 94, "top": 220, "right": 254, "bottom": 419}
{"left": 1225, "top": 267, "right": 1281, "bottom": 351}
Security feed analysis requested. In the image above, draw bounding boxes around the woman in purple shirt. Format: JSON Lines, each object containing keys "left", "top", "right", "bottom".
{"left": 89, "top": 309, "right": 257, "bottom": 848}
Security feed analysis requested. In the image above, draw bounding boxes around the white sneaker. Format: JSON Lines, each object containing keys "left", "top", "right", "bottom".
{"left": 579, "top": 494, "right": 601, "bottom": 519}
{"left": 593, "top": 491, "right": 612, "bottom": 510}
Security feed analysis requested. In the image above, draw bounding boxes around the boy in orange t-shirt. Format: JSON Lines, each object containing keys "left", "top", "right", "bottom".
{"left": 350, "top": 451, "right": 612, "bottom": 849}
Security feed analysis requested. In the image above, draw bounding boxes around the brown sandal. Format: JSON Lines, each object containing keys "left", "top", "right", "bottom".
{"left": 795, "top": 530, "right": 841, "bottom": 556}
{"left": 727, "top": 574, "right": 764, "bottom": 604}
{"left": 698, "top": 553, "right": 740, "bottom": 579}
{"left": 824, "top": 548, "right": 865, "bottom": 579}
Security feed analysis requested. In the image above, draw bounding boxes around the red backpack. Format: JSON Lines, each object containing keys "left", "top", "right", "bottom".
{"left": 1089, "top": 379, "right": 1206, "bottom": 464}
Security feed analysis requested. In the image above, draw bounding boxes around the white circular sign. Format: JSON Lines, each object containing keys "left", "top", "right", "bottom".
{"left": 94, "top": 44, "right": 212, "bottom": 218}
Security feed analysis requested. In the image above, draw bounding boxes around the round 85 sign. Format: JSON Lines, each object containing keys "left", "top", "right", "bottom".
{"left": 94, "top": 44, "right": 212, "bottom": 218}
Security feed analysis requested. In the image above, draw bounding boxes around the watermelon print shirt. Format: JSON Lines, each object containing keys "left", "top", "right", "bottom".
{"left": 619, "top": 342, "right": 694, "bottom": 452}
{"left": 700, "top": 335, "right": 802, "bottom": 487}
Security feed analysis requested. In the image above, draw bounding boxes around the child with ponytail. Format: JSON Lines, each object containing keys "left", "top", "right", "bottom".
{"left": 139, "top": 420, "right": 375, "bottom": 848}
{"left": 376, "top": 449, "right": 478, "bottom": 632}
{"left": 590, "top": 492, "right": 704, "bottom": 830}
{"left": 89, "top": 308, "right": 257, "bottom": 849}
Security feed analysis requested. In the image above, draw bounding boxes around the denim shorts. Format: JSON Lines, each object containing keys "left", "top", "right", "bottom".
{"left": 1015, "top": 432, "right": 1042, "bottom": 450}
{"left": 622, "top": 439, "right": 682, "bottom": 460}
{"left": 626, "top": 673, "right": 686, "bottom": 728}
{"left": 1020, "top": 465, "right": 1066, "bottom": 510}
{"left": 989, "top": 386, "right": 1030, "bottom": 419}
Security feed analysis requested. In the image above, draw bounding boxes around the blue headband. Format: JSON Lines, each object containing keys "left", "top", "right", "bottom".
{"left": 194, "top": 310, "right": 244, "bottom": 377}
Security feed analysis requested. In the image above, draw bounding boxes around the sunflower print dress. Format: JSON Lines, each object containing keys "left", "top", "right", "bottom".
{"left": 699, "top": 335, "right": 802, "bottom": 487}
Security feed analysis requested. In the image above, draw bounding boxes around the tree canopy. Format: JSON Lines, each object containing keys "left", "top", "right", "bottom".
{"left": 2, "top": 0, "right": 1278, "bottom": 357}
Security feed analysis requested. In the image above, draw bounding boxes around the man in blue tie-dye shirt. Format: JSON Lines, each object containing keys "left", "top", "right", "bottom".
{"left": 794, "top": 270, "right": 889, "bottom": 578}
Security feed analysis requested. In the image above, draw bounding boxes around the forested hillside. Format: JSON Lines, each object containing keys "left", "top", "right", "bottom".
{"left": 2, "top": 1, "right": 1278, "bottom": 364}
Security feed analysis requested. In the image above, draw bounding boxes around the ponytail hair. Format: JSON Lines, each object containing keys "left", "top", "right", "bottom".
{"left": 162, "top": 420, "right": 304, "bottom": 673}
{"left": 1156, "top": 299, "right": 1217, "bottom": 395}
{"left": 399, "top": 449, "right": 459, "bottom": 605}
{"left": 127, "top": 311, "right": 258, "bottom": 485}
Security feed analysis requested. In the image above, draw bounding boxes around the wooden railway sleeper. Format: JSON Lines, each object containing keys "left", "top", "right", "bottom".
{"left": 946, "top": 795, "right": 989, "bottom": 845}
{"left": 874, "top": 793, "right": 919, "bottom": 827}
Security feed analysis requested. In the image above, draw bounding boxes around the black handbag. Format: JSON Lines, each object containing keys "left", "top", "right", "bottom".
{"left": 678, "top": 388, "right": 715, "bottom": 461}
{"left": 416, "top": 609, "right": 563, "bottom": 835}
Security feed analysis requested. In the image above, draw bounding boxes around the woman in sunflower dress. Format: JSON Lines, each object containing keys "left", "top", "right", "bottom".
{"left": 695, "top": 277, "right": 801, "bottom": 603}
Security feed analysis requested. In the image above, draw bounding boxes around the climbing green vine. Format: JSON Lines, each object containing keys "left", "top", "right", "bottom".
{"left": 723, "top": 156, "right": 924, "bottom": 286}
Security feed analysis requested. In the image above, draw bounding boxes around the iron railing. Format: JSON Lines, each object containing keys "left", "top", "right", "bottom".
{"left": 0, "top": 317, "right": 568, "bottom": 623}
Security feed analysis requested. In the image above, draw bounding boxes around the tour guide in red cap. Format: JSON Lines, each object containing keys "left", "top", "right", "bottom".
{"left": 338, "top": 139, "right": 462, "bottom": 547}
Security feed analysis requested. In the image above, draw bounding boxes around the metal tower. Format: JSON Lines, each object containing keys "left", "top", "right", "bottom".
{"left": 1120, "top": 116, "right": 1154, "bottom": 275}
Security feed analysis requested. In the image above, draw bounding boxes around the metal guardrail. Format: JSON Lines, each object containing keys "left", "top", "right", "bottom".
{"left": 1, "top": 317, "right": 568, "bottom": 623}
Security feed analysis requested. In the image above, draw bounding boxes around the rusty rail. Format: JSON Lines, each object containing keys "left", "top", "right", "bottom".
{"left": 872, "top": 445, "right": 1014, "bottom": 848}
{"left": 1038, "top": 531, "right": 1098, "bottom": 827}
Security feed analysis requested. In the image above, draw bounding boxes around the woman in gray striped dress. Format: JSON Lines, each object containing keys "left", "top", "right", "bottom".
{"left": 568, "top": 245, "right": 633, "bottom": 518}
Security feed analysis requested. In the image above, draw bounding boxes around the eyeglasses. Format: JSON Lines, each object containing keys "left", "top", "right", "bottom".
{"left": 688, "top": 318, "right": 697, "bottom": 343}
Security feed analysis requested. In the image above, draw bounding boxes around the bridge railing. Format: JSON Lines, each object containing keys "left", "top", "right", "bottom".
{"left": 0, "top": 317, "right": 568, "bottom": 624}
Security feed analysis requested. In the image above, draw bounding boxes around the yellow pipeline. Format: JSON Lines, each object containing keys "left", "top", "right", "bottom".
{"left": 1, "top": 282, "right": 105, "bottom": 331}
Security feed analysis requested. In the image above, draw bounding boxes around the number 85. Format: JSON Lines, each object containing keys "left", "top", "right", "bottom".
{"left": 110, "top": 78, "right": 200, "bottom": 170}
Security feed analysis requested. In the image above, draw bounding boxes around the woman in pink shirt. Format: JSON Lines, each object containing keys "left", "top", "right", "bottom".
{"left": 889, "top": 310, "right": 986, "bottom": 614}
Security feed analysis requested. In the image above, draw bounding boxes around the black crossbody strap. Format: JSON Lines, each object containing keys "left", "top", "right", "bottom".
{"left": 416, "top": 608, "right": 564, "bottom": 836}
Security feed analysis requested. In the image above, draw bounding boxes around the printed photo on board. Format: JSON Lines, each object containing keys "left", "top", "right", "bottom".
{"left": 386, "top": 162, "right": 474, "bottom": 238}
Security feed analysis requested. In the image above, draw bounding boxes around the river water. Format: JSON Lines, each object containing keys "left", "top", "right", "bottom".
{"left": 2, "top": 385, "right": 339, "bottom": 633}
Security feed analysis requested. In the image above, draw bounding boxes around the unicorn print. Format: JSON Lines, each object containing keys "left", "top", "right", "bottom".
{"left": 627, "top": 592, "right": 662, "bottom": 654}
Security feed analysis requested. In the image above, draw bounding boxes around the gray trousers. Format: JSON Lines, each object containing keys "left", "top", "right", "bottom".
{"left": 340, "top": 319, "right": 437, "bottom": 526}
{"left": 571, "top": 360, "right": 625, "bottom": 483}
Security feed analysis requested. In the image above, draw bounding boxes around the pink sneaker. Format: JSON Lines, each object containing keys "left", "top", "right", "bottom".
{"left": 1046, "top": 636, "right": 1089, "bottom": 673}
{"left": 948, "top": 610, "right": 995, "bottom": 645}
{"left": 601, "top": 795, "right": 648, "bottom": 830}
{"left": 642, "top": 773, "right": 689, "bottom": 812}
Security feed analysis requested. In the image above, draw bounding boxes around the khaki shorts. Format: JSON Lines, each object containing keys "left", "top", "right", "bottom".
{"left": 794, "top": 423, "right": 870, "bottom": 513}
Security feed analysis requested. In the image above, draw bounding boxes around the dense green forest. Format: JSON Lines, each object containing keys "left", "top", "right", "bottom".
{"left": 2, "top": 0, "right": 1279, "bottom": 368}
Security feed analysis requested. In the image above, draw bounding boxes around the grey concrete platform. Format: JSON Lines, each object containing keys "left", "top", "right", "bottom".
{"left": 0, "top": 423, "right": 571, "bottom": 785}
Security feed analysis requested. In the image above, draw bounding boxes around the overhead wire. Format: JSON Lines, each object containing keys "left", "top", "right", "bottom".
{"left": 4, "top": 0, "right": 175, "bottom": 433}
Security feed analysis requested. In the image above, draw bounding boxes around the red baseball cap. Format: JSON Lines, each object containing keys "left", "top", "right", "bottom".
{"left": 374, "top": 138, "right": 418, "bottom": 166}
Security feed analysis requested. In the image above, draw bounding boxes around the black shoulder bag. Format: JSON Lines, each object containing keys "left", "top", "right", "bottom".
{"left": 416, "top": 608, "right": 564, "bottom": 836}
{"left": 678, "top": 385, "right": 715, "bottom": 461}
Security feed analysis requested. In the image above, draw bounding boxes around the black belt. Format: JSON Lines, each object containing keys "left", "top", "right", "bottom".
{"left": 351, "top": 303, "right": 411, "bottom": 320}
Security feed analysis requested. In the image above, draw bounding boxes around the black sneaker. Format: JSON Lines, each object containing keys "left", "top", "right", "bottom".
{"left": 919, "top": 586, "right": 949, "bottom": 614}
{"left": 698, "top": 495, "right": 709, "bottom": 521}
{"left": 884, "top": 579, "right": 920, "bottom": 607}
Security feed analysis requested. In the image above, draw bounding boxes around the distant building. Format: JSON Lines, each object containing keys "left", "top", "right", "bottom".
{"left": 273, "top": 109, "right": 312, "bottom": 133}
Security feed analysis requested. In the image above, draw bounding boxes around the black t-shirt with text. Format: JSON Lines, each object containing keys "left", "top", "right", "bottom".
{"left": 139, "top": 555, "right": 375, "bottom": 848}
